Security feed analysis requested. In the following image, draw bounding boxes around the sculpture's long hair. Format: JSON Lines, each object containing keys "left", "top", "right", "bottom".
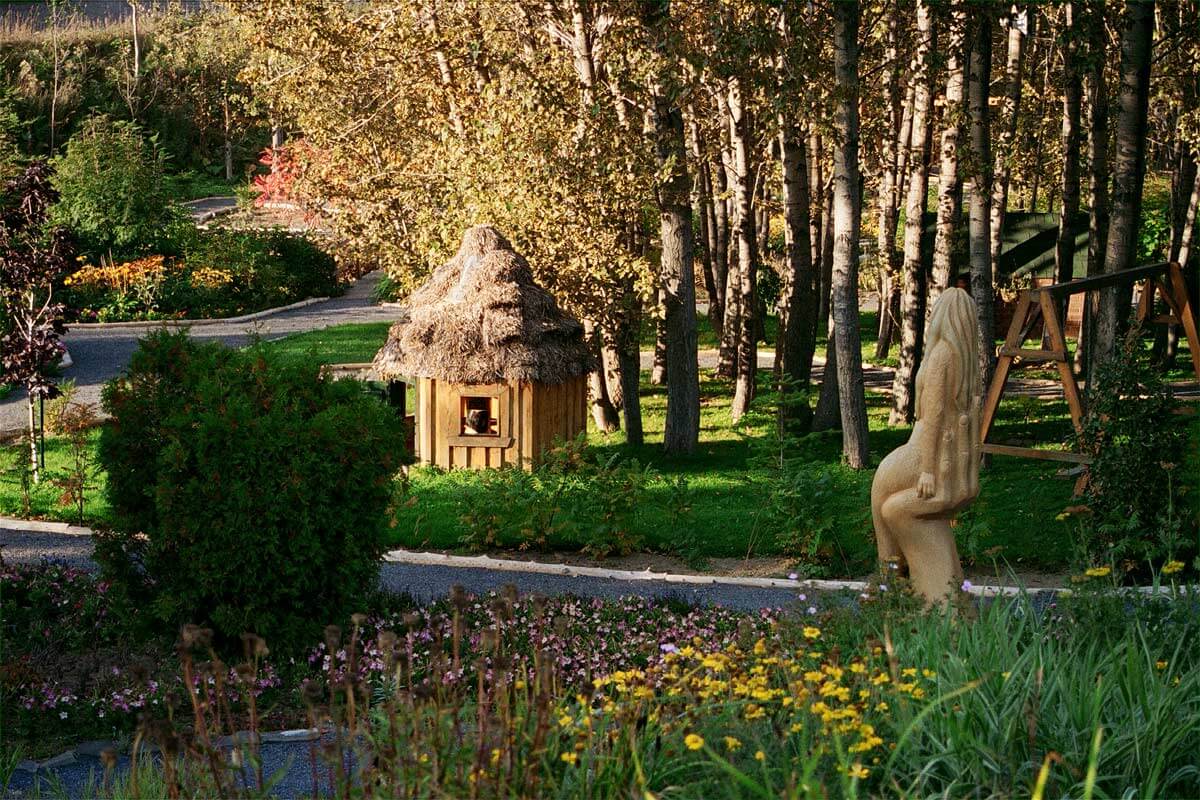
{"left": 917, "top": 287, "right": 980, "bottom": 415}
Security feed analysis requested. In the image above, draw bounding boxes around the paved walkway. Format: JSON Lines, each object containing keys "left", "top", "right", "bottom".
{"left": 0, "top": 524, "right": 803, "bottom": 612}
{"left": 0, "top": 271, "right": 399, "bottom": 435}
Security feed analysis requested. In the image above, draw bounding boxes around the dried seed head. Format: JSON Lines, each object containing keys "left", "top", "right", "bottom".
{"left": 479, "top": 628, "right": 499, "bottom": 652}
{"left": 378, "top": 630, "right": 398, "bottom": 656}
{"left": 99, "top": 748, "right": 118, "bottom": 769}
{"left": 490, "top": 597, "right": 511, "bottom": 623}
{"left": 324, "top": 625, "right": 342, "bottom": 652}
{"left": 530, "top": 593, "right": 547, "bottom": 616}
{"left": 493, "top": 655, "right": 513, "bottom": 673}
{"left": 402, "top": 612, "right": 421, "bottom": 631}
{"left": 413, "top": 682, "right": 436, "bottom": 700}
{"left": 553, "top": 615, "right": 570, "bottom": 636}
{"left": 179, "top": 623, "right": 203, "bottom": 649}
{"left": 241, "top": 633, "right": 269, "bottom": 659}
{"left": 235, "top": 662, "right": 255, "bottom": 684}
{"left": 351, "top": 613, "right": 368, "bottom": 630}
{"left": 450, "top": 585, "right": 469, "bottom": 611}
{"left": 502, "top": 583, "right": 519, "bottom": 605}
{"left": 300, "top": 679, "right": 324, "bottom": 707}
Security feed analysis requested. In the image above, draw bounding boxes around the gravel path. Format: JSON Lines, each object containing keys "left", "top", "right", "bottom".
{"left": 0, "top": 271, "right": 400, "bottom": 435}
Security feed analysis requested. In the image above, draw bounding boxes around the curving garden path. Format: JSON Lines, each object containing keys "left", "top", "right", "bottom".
{"left": 0, "top": 270, "right": 400, "bottom": 436}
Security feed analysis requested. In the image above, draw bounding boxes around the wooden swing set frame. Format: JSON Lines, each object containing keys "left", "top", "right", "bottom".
{"left": 978, "top": 261, "right": 1200, "bottom": 467}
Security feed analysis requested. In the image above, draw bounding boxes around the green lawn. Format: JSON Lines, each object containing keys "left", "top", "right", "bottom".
{"left": 1, "top": 318, "right": 1083, "bottom": 574}
{"left": 261, "top": 322, "right": 395, "bottom": 365}
{"left": 391, "top": 368, "right": 1077, "bottom": 574}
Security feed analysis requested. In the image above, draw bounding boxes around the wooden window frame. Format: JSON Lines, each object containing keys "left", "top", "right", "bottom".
{"left": 446, "top": 383, "right": 514, "bottom": 447}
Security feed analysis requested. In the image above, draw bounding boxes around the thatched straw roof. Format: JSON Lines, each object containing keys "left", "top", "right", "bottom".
{"left": 373, "top": 225, "right": 592, "bottom": 385}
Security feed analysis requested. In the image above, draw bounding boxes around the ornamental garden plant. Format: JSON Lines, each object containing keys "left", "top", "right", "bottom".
{"left": 3, "top": 564, "right": 1198, "bottom": 798}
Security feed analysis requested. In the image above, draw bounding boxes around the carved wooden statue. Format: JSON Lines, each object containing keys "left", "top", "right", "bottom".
{"left": 871, "top": 288, "right": 982, "bottom": 604}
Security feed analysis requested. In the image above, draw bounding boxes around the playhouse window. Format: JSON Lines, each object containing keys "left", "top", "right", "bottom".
{"left": 460, "top": 395, "right": 500, "bottom": 436}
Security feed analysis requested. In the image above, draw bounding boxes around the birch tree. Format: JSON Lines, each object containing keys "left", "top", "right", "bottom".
{"left": 830, "top": 0, "right": 870, "bottom": 467}
{"left": 889, "top": 0, "right": 934, "bottom": 425}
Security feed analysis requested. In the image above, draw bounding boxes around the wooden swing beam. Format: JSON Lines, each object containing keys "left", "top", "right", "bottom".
{"left": 979, "top": 261, "right": 1200, "bottom": 465}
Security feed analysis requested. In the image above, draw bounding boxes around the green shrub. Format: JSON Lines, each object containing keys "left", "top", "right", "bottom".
{"left": 176, "top": 228, "right": 340, "bottom": 312}
{"left": 58, "top": 230, "right": 341, "bottom": 321}
{"left": 456, "top": 436, "right": 653, "bottom": 557}
{"left": 1075, "top": 326, "right": 1194, "bottom": 573}
{"left": 49, "top": 115, "right": 189, "bottom": 261}
{"left": 96, "top": 330, "right": 406, "bottom": 648}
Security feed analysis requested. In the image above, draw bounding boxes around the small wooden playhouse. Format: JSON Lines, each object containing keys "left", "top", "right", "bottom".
{"left": 372, "top": 225, "right": 591, "bottom": 470}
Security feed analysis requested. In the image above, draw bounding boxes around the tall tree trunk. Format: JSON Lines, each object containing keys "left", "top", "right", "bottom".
{"left": 716, "top": 97, "right": 740, "bottom": 380}
{"left": 584, "top": 320, "right": 620, "bottom": 432}
{"left": 1078, "top": 0, "right": 1110, "bottom": 379}
{"left": 875, "top": 3, "right": 906, "bottom": 361}
{"left": 968, "top": 11, "right": 996, "bottom": 387}
{"left": 601, "top": 336, "right": 624, "bottom": 410}
{"left": 612, "top": 278, "right": 643, "bottom": 445}
{"left": 728, "top": 77, "right": 759, "bottom": 422}
{"left": 813, "top": 325, "right": 840, "bottom": 431}
{"left": 890, "top": 0, "right": 935, "bottom": 425}
{"left": 1179, "top": 168, "right": 1200, "bottom": 267}
{"left": 808, "top": 132, "right": 825, "bottom": 289}
{"left": 689, "top": 114, "right": 722, "bottom": 332}
{"left": 712, "top": 136, "right": 731, "bottom": 338}
{"left": 651, "top": 287, "right": 668, "bottom": 385}
{"left": 989, "top": 7, "right": 1027, "bottom": 270}
{"left": 1093, "top": 0, "right": 1153, "bottom": 370}
{"left": 818, "top": 182, "right": 834, "bottom": 329}
{"left": 777, "top": 101, "right": 816, "bottom": 428}
{"left": 638, "top": 3, "right": 701, "bottom": 453}
{"left": 931, "top": 0, "right": 967, "bottom": 308}
{"left": 831, "top": 0, "right": 870, "bottom": 468}
{"left": 1027, "top": 46, "right": 1052, "bottom": 214}
{"left": 1056, "top": 1, "right": 1083, "bottom": 334}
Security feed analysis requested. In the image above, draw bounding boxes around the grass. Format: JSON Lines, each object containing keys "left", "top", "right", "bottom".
{"left": 0, "top": 317, "right": 1088, "bottom": 573}
{"left": 0, "top": 429, "right": 111, "bottom": 527}
{"left": 259, "top": 321, "right": 394, "bottom": 365}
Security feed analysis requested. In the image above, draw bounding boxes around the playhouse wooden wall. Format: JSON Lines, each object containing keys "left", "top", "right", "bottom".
{"left": 415, "top": 375, "right": 587, "bottom": 470}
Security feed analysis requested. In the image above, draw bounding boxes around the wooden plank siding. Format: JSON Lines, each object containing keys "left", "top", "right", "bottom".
{"left": 415, "top": 377, "right": 586, "bottom": 471}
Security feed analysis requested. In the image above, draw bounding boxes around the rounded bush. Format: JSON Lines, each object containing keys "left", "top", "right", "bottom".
{"left": 97, "top": 330, "right": 405, "bottom": 648}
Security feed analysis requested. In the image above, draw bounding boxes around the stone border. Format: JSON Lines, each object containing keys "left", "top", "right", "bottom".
{"left": 0, "top": 516, "right": 93, "bottom": 536}
{"left": 381, "top": 548, "right": 1058, "bottom": 598}
{"left": 66, "top": 295, "right": 332, "bottom": 329}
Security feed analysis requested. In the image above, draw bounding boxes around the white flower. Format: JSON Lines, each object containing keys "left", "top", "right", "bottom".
{"left": 807, "top": 606, "right": 817, "bottom": 615}
{"left": 797, "top": 593, "right": 807, "bottom": 601}
{"left": 788, "top": 573, "right": 798, "bottom": 581}
{"left": 961, "top": 580, "right": 973, "bottom": 592}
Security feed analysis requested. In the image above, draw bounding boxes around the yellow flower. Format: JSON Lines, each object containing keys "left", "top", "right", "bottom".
{"left": 560, "top": 752, "right": 578, "bottom": 765}
{"left": 1156, "top": 660, "right": 1168, "bottom": 671}
{"left": 901, "top": 667, "right": 917, "bottom": 678}
{"left": 1162, "top": 560, "right": 1185, "bottom": 576}
{"left": 558, "top": 714, "right": 573, "bottom": 728}
{"left": 514, "top": 679, "right": 526, "bottom": 690}
{"left": 803, "top": 626, "right": 821, "bottom": 640}
{"left": 723, "top": 736, "right": 742, "bottom": 752}
{"left": 684, "top": 733, "right": 705, "bottom": 751}
{"left": 1085, "top": 566, "right": 1112, "bottom": 578}
{"left": 847, "top": 763, "right": 869, "bottom": 780}
{"left": 754, "top": 750, "right": 766, "bottom": 762}
{"left": 490, "top": 748, "right": 501, "bottom": 766}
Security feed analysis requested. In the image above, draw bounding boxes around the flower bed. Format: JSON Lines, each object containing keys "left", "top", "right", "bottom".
{"left": 58, "top": 230, "right": 340, "bottom": 322}
{"left": 4, "top": 559, "right": 1198, "bottom": 797}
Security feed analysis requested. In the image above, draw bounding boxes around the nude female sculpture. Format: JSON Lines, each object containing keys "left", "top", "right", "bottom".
{"left": 871, "top": 288, "right": 982, "bottom": 604}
